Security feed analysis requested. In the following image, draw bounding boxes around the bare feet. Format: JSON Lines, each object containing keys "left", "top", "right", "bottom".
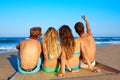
{"left": 58, "top": 73, "right": 65, "bottom": 78}
{"left": 71, "top": 69, "right": 79, "bottom": 72}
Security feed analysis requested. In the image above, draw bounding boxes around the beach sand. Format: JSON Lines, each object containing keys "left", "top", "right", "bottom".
{"left": 0, "top": 44, "right": 120, "bottom": 80}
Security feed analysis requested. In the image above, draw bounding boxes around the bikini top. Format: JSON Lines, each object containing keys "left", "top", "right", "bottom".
{"left": 74, "top": 52, "right": 81, "bottom": 55}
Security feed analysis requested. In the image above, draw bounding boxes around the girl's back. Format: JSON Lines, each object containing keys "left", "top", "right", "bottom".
{"left": 42, "top": 27, "right": 61, "bottom": 72}
{"left": 66, "top": 37, "right": 81, "bottom": 68}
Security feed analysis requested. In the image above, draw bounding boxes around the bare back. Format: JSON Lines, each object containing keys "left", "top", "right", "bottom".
{"left": 80, "top": 34, "right": 96, "bottom": 63}
{"left": 18, "top": 39, "right": 41, "bottom": 69}
{"left": 66, "top": 38, "right": 81, "bottom": 68}
{"left": 42, "top": 44, "right": 60, "bottom": 68}
{"left": 43, "top": 56, "right": 59, "bottom": 68}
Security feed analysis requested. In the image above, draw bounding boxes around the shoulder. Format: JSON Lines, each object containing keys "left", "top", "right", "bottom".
{"left": 86, "top": 34, "right": 94, "bottom": 40}
{"left": 86, "top": 32, "right": 93, "bottom": 37}
{"left": 81, "top": 34, "right": 93, "bottom": 39}
{"left": 74, "top": 37, "right": 81, "bottom": 42}
{"left": 19, "top": 40, "right": 26, "bottom": 44}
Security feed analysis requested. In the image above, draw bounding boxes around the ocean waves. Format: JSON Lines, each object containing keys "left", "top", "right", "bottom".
{"left": 0, "top": 37, "right": 120, "bottom": 53}
{"left": 0, "top": 37, "right": 25, "bottom": 53}
{"left": 0, "top": 46, "right": 17, "bottom": 53}
{"left": 94, "top": 37, "right": 120, "bottom": 46}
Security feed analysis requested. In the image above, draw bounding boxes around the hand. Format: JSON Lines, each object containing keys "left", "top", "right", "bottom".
{"left": 81, "top": 15, "right": 85, "bottom": 19}
{"left": 58, "top": 73, "right": 65, "bottom": 78}
{"left": 81, "top": 15, "right": 88, "bottom": 22}
{"left": 90, "top": 68, "right": 101, "bottom": 72}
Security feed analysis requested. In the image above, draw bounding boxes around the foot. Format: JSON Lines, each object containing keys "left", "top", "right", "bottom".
{"left": 71, "top": 69, "right": 79, "bottom": 72}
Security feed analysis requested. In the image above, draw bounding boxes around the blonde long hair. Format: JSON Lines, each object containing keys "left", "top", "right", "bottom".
{"left": 43, "top": 27, "right": 61, "bottom": 59}
{"left": 59, "top": 25, "right": 75, "bottom": 60}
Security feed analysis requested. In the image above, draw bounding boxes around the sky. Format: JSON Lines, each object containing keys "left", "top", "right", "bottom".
{"left": 0, "top": 0, "right": 120, "bottom": 37}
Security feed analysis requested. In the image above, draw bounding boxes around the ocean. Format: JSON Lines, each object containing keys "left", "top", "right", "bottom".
{"left": 0, "top": 37, "right": 120, "bottom": 53}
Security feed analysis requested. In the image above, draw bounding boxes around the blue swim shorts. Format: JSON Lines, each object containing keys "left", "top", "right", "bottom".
{"left": 17, "top": 56, "right": 41, "bottom": 74}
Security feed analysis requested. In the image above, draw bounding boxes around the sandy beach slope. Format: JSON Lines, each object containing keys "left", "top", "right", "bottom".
{"left": 0, "top": 44, "right": 120, "bottom": 80}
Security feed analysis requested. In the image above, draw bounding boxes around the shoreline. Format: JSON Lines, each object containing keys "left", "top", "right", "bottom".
{"left": 0, "top": 44, "right": 111, "bottom": 54}
{"left": 1, "top": 36, "right": 120, "bottom": 54}
{"left": 0, "top": 44, "right": 120, "bottom": 80}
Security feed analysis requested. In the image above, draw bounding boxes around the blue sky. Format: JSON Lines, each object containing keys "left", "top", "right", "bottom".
{"left": 0, "top": 0, "right": 120, "bottom": 37}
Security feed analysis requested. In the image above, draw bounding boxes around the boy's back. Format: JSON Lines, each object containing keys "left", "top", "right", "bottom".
{"left": 18, "top": 39, "right": 41, "bottom": 70}
{"left": 80, "top": 34, "right": 96, "bottom": 63}
{"left": 16, "top": 27, "right": 42, "bottom": 73}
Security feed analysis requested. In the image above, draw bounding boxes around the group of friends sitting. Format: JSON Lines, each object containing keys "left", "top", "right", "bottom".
{"left": 16, "top": 16, "right": 100, "bottom": 78}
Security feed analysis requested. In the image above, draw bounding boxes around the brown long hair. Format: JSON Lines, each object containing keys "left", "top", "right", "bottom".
{"left": 59, "top": 25, "right": 75, "bottom": 60}
{"left": 43, "top": 27, "right": 61, "bottom": 59}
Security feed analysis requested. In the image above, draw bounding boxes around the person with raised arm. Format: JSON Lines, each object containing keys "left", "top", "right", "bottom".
{"left": 74, "top": 16, "right": 100, "bottom": 72}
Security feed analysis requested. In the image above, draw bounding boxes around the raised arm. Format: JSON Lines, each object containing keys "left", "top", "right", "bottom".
{"left": 82, "top": 16, "right": 92, "bottom": 35}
